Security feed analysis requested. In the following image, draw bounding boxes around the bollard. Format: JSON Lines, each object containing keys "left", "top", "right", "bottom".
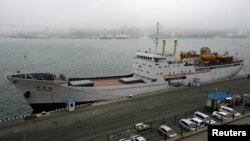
{"left": 174, "top": 115, "right": 176, "bottom": 124}
{"left": 151, "top": 122, "right": 153, "bottom": 132}
{"left": 23, "top": 132, "right": 26, "bottom": 141}
{"left": 180, "top": 126, "right": 183, "bottom": 137}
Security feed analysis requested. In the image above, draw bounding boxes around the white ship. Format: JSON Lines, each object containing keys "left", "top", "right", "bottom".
{"left": 6, "top": 24, "right": 244, "bottom": 112}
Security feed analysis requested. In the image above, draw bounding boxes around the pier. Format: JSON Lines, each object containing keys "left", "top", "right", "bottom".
{"left": 0, "top": 75, "right": 250, "bottom": 141}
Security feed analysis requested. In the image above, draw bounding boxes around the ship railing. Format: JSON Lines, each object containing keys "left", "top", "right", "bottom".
{"left": 54, "top": 79, "right": 67, "bottom": 84}
{"left": 204, "top": 63, "right": 242, "bottom": 70}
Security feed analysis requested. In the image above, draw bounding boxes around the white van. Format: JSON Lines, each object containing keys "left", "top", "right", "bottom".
{"left": 219, "top": 106, "right": 241, "bottom": 117}
{"left": 194, "top": 111, "right": 216, "bottom": 125}
{"left": 189, "top": 117, "right": 205, "bottom": 128}
{"left": 179, "top": 119, "right": 197, "bottom": 131}
{"left": 158, "top": 125, "right": 177, "bottom": 138}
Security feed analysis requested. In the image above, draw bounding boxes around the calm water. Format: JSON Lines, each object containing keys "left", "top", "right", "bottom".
{"left": 0, "top": 38, "right": 250, "bottom": 119}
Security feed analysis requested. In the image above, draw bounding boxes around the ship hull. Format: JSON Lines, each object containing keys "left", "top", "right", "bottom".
{"left": 7, "top": 62, "right": 243, "bottom": 113}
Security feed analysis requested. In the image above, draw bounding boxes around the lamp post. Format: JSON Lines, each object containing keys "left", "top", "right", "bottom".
{"left": 214, "top": 88, "right": 218, "bottom": 109}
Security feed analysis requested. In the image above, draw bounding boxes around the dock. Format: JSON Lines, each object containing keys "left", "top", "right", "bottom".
{"left": 0, "top": 75, "right": 250, "bottom": 141}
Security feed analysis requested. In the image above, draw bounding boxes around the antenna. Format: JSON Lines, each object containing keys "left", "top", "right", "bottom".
{"left": 155, "top": 22, "right": 159, "bottom": 52}
{"left": 162, "top": 40, "right": 166, "bottom": 55}
{"left": 173, "top": 40, "right": 178, "bottom": 58}
{"left": 23, "top": 54, "right": 32, "bottom": 79}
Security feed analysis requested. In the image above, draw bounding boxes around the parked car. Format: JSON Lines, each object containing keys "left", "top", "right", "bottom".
{"left": 189, "top": 117, "right": 205, "bottom": 128}
{"left": 212, "top": 111, "right": 232, "bottom": 120}
{"left": 119, "top": 139, "right": 131, "bottom": 141}
{"left": 219, "top": 106, "right": 241, "bottom": 117}
{"left": 194, "top": 111, "right": 216, "bottom": 125}
{"left": 158, "top": 125, "right": 177, "bottom": 138}
{"left": 134, "top": 123, "right": 151, "bottom": 131}
{"left": 179, "top": 119, "right": 197, "bottom": 131}
{"left": 131, "top": 135, "right": 147, "bottom": 141}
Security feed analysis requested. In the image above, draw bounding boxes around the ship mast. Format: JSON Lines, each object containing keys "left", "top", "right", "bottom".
{"left": 155, "top": 22, "right": 159, "bottom": 52}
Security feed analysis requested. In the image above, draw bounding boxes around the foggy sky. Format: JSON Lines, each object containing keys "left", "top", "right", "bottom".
{"left": 1, "top": 0, "right": 250, "bottom": 31}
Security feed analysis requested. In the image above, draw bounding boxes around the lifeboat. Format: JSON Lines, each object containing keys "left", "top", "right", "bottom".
{"left": 216, "top": 55, "right": 233, "bottom": 62}
{"left": 200, "top": 47, "right": 211, "bottom": 54}
{"left": 180, "top": 51, "right": 192, "bottom": 59}
{"left": 200, "top": 54, "right": 216, "bottom": 61}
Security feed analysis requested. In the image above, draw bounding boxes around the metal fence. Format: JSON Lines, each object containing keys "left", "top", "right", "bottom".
{"left": 85, "top": 103, "right": 250, "bottom": 141}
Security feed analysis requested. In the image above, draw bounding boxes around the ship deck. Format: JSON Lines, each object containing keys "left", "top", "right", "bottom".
{"left": 91, "top": 78, "right": 144, "bottom": 86}
{"left": 92, "top": 78, "right": 124, "bottom": 86}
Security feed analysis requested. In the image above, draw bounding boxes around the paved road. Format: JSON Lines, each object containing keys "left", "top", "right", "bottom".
{"left": 0, "top": 76, "right": 250, "bottom": 141}
{"left": 179, "top": 115, "right": 250, "bottom": 141}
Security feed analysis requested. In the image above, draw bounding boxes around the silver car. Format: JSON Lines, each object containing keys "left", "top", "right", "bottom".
{"left": 158, "top": 125, "right": 177, "bottom": 138}
{"left": 179, "top": 119, "right": 197, "bottom": 131}
{"left": 194, "top": 111, "right": 216, "bottom": 125}
{"left": 212, "top": 111, "right": 232, "bottom": 120}
{"left": 189, "top": 117, "right": 205, "bottom": 128}
{"left": 131, "top": 135, "right": 147, "bottom": 141}
{"left": 219, "top": 106, "right": 241, "bottom": 117}
{"left": 119, "top": 139, "right": 131, "bottom": 141}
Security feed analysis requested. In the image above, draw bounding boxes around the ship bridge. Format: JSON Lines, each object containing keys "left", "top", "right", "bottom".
{"left": 135, "top": 51, "right": 166, "bottom": 62}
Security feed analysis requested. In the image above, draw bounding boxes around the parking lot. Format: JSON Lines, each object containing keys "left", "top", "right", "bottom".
{"left": 91, "top": 104, "right": 249, "bottom": 141}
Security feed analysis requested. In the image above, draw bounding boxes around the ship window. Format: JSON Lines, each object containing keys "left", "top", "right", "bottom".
{"left": 146, "top": 71, "right": 149, "bottom": 73}
{"left": 36, "top": 86, "right": 40, "bottom": 89}
{"left": 149, "top": 65, "right": 152, "bottom": 67}
{"left": 164, "top": 66, "right": 167, "bottom": 68}
{"left": 154, "top": 58, "right": 158, "bottom": 62}
{"left": 155, "top": 64, "right": 159, "bottom": 65}
{"left": 159, "top": 66, "right": 162, "bottom": 68}
{"left": 177, "top": 65, "right": 180, "bottom": 67}
{"left": 43, "top": 86, "right": 46, "bottom": 90}
{"left": 49, "top": 87, "right": 52, "bottom": 90}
